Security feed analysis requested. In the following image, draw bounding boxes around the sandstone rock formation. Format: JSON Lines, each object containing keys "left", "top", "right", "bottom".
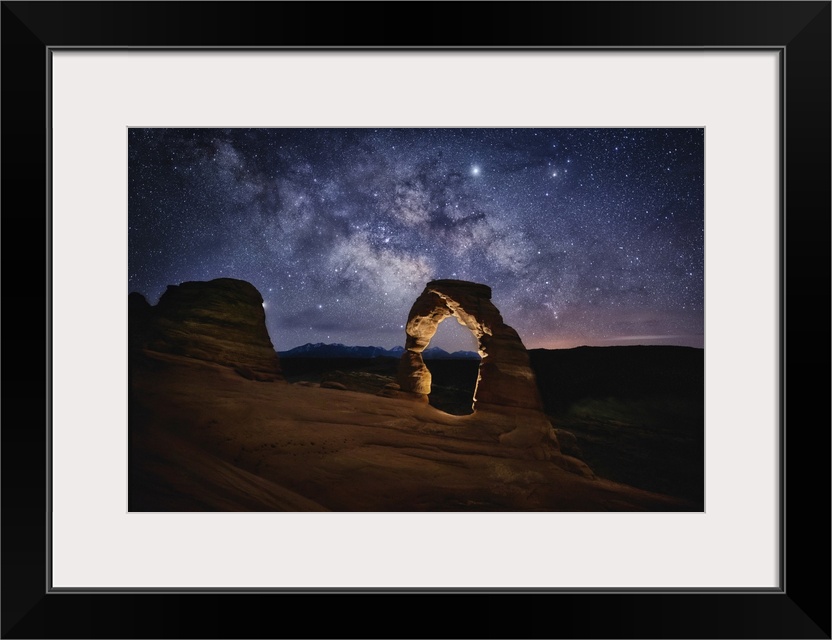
{"left": 130, "top": 278, "right": 283, "bottom": 382}
{"left": 396, "top": 280, "right": 571, "bottom": 460}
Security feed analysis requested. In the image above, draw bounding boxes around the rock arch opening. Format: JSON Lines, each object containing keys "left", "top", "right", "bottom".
{"left": 396, "top": 280, "right": 546, "bottom": 415}
{"left": 421, "top": 318, "right": 481, "bottom": 415}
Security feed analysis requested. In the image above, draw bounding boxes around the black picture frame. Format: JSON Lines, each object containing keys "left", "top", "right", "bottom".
{"left": 3, "top": 2, "right": 829, "bottom": 638}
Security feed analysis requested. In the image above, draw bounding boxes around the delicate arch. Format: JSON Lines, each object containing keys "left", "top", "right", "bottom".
{"left": 397, "top": 280, "right": 544, "bottom": 413}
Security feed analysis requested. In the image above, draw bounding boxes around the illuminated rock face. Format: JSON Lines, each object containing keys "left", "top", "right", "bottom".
{"left": 395, "top": 280, "right": 571, "bottom": 459}
{"left": 398, "top": 280, "right": 545, "bottom": 411}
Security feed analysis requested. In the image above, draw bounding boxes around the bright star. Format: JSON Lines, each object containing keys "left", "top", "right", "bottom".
{"left": 471, "top": 165, "right": 480, "bottom": 176}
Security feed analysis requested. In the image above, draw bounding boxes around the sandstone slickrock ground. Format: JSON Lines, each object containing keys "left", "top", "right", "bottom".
{"left": 129, "top": 352, "right": 689, "bottom": 511}
{"left": 129, "top": 278, "right": 696, "bottom": 511}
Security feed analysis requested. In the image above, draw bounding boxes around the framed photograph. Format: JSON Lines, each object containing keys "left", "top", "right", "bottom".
{"left": 125, "top": 125, "right": 706, "bottom": 516}
{"left": 4, "top": 2, "right": 829, "bottom": 638}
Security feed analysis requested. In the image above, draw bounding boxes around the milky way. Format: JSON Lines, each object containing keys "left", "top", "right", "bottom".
{"left": 129, "top": 128, "right": 704, "bottom": 351}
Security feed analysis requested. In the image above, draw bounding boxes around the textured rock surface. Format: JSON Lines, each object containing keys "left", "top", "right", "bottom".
{"left": 555, "top": 429, "right": 584, "bottom": 460}
{"left": 129, "top": 353, "right": 684, "bottom": 511}
{"left": 398, "top": 280, "right": 543, "bottom": 408}
{"left": 132, "top": 278, "right": 283, "bottom": 382}
{"left": 397, "top": 279, "right": 562, "bottom": 456}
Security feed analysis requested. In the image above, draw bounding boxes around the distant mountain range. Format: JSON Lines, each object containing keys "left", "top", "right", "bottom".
{"left": 278, "top": 342, "right": 480, "bottom": 360}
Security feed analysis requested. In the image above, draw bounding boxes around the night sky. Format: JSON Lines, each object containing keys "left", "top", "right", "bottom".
{"left": 128, "top": 128, "right": 704, "bottom": 352}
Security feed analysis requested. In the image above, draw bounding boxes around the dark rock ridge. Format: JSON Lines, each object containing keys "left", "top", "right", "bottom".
{"left": 529, "top": 345, "right": 704, "bottom": 410}
{"left": 130, "top": 278, "right": 283, "bottom": 382}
